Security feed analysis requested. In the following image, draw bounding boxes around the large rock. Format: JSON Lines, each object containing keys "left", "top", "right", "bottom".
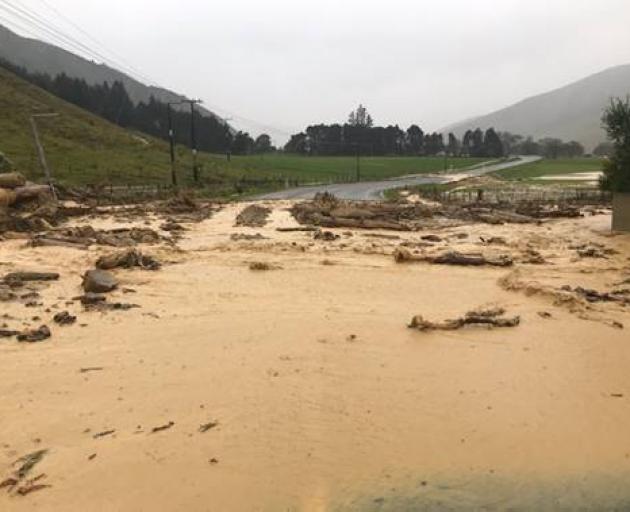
{"left": 82, "top": 269, "right": 118, "bottom": 293}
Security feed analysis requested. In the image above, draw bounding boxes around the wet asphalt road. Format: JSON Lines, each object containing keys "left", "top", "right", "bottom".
{"left": 255, "top": 156, "right": 541, "bottom": 201}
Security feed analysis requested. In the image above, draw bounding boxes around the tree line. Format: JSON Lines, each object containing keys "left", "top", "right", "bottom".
{"left": 1, "top": 58, "right": 274, "bottom": 155}
{"left": 285, "top": 105, "right": 591, "bottom": 159}
{"left": 284, "top": 105, "right": 504, "bottom": 157}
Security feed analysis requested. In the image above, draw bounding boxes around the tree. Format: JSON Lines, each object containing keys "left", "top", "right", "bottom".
{"left": 254, "top": 134, "right": 274, "bottom": 153}
{"left": 516, "top": 136, "right": 540, "bottom": 155}
{"left": 593, "top": 142, "right": 615, "bottom": 157}
{"left": 285, "top": 132, "right": 308, "bottom": 154}
{"left": 539, "top": 138, "right": 564, "bottom": 159}
{"left": 601, "top": 97, "right": 630, "bottom": 192}
{"left": 406, "top": 125, "right": 424, "bottom": 155}
{"left": 447, "top": 133, "right": 460, "bottom": 156}
{"left": 498, "top": 131, "right": 523, "bottom": 155}
{"left": 232, "top": 131, "right": 255, "bottom": 155}
{"left": 563, "top": 141, "right": 584, "bottom": 158}
{"left": 348, "top": 104, "right": 373, "bottom": 128}
{"left": 470, "top": 128, "right": 485, "bottom": 157}
{"left": 424, "top": 133, "right": 444, "bottom": 155}
{"left": 483, "top": 128, "right": 504, "bottom": 157}
{"left": 461, "top": 130, "right": 473, "bottom": 156}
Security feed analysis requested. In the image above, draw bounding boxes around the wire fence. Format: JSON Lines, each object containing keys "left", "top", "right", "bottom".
{"left": 419, "top": 186, "right": 612, "bottom": 205}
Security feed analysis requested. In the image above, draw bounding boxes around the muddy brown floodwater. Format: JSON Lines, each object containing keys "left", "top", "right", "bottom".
{"left": 1, "top": 201, "right": 630, "bottom": 511}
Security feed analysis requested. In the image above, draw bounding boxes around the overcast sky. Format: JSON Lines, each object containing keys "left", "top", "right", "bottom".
{"left": 13, "top": 0, "right": 630, "bottom": 141}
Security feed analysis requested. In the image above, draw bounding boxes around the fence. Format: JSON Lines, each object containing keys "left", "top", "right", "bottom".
{"left": 419, "top": 186, "right": 612, "bottom": 205}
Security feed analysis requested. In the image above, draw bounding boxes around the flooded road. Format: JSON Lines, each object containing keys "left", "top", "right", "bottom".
{"left": 1, "top": 204, "right": 629, "bottom": 510}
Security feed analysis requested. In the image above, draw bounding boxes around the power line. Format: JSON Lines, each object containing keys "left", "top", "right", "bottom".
{"left": 0, "top": 0, "right": 152, "bottom": 85}
{"left": 32, "top": 0, "right": 157, "bottom": 86}
{"left": 0, "top": 1, "right": 292, "bottom": 139}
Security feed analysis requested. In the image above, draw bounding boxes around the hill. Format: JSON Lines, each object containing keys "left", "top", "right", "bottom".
{"left": 442, "top": 64, "right": 630, "bottom": 150}
{"left": 0, "top": 64, "right": 190, "bottom": 185}
{"left": 0, "top": 23, "right": 225, "bottom": 124}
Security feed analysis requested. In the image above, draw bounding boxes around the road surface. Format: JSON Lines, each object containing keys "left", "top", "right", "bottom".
{"left": 255, "top": 156, "right": 541, "bottom": 201}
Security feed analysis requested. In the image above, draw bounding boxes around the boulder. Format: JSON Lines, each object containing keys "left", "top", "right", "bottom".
{"left": 82, "top": 269, "right": 118, "bottom": 293}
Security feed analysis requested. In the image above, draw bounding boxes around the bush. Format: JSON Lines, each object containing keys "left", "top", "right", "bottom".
{"left": 601, "top": 97, "right": 630, "bottom": 193}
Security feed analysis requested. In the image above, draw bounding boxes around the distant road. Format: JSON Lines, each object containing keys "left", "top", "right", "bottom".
{"left": 255, "top": 156, "right": 542, "bottom": 201}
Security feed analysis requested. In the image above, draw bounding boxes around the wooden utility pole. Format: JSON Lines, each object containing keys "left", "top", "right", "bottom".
{"left": 181, "top": 99, "right": 202, "bottom": 183}
{"left": 29, "top": 113, "right": 59, "bottom": 199}
{"left": 167, "top": 102, "right": 180, "bottom": 187}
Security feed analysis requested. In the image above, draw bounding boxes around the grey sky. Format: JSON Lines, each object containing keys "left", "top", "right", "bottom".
{"left": 15, "top": 0, "right": 630, "bottom": 142}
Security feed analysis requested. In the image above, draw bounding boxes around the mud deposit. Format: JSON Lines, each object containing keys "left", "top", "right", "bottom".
{"left": 1, "top": 199, "right": 630, "bottom": 511}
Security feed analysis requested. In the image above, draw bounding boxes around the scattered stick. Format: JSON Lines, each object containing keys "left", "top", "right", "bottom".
{"left": 276, "top": 227, "right": 318, "bottom": 232}
{"left": 93, "top": 430, "right": 116, "bottom": 439}
{"left": 409, "top": 307, "right": 520, "bottom": 332}
{"left": 79, "top": 367, "right": 104, "bottom": 373}
{"left": 151, "top": 421, "right": 175, "bottom": 433}
{"left": 199, "top": 421, "right": 219, "bottom": 433}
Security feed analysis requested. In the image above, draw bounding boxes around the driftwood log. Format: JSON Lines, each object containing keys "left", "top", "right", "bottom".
{"left": 394, "top": 248, "right": 513, "bottom": 267}
{"left": 409, "top": 307, "right": 520, "bottom": 331}
{"left": 0, "top": 172, "right": 26, "bottom": 189}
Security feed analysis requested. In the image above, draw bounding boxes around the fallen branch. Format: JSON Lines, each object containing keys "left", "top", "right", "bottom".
{"left": 395, "top": 248, "right": 513, "bottom": 267}
{"left": 409, "top": 307, "right": 520, "bottom": 332}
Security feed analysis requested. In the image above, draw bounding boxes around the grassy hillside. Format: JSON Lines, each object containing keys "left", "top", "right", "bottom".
{"left": 0, "top": 66, "right": 484, "bottom": 194}
{"left": 1, "top": 65, "right": 186, "bottom": 185}
{"left": 492, "top": 158, "right": 603, "bottom": 181}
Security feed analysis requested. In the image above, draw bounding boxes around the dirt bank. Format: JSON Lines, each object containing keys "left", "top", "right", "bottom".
{"left": 1, "top": 199, "right": 630, "bottom": 511}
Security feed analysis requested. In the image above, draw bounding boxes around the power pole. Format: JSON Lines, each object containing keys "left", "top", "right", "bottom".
{"left": 167, "top": 103, "right": 178, "bottom": 187}
{"left": 223, "top": 117, "right": 233, "bottom": 162}
{"left": 181, "top": 99, "right": 202, "bottom": 183}
{"left": 29, "top": 112, "right": 59, "bottom": 199}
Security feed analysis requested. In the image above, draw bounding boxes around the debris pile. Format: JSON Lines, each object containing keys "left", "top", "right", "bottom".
{"left": 409, "top": 307, "right": 520, "bottom": 331}
{"left": 17, "top": 325, "right": 51, "bottom": 343}
{"left": 249, "top": 261, "right": 281, "bottom": 271}
{"left": 291, "top": 193, "right": 431, "bottom": 231}
{"left": 0, "top": 172, "right": 60, "bottom": 233}
{"left": 290, "top": 194, "right": 593, "bottom": 231}
{"left": 235, "top": 204, "right": 272, "bottom": 227}
{"left": 157, "top": 192, "right": 215, "bottom": 222}
{"left": 96, "top": 249, "right": 161, "bottom": 271}
{"left": 564, "top": 286, "right": 630, "bottom": 305}
{"left": 31, "top": 226, "right": 162, "bottom": 249}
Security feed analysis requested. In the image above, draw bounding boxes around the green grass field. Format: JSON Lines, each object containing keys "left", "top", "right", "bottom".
{"left": 225, "top": 154, "right": 484, "bottom": 183}
{"left": 492, "top": 158, "right": 604, "bottom": 181}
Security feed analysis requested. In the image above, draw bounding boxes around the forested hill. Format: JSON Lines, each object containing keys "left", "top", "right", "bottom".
{"left": 0, "top": 58, "right": 237, "bottom": 154}
{"left": 0, "top": 23, "right": 222, "bottom": 122}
